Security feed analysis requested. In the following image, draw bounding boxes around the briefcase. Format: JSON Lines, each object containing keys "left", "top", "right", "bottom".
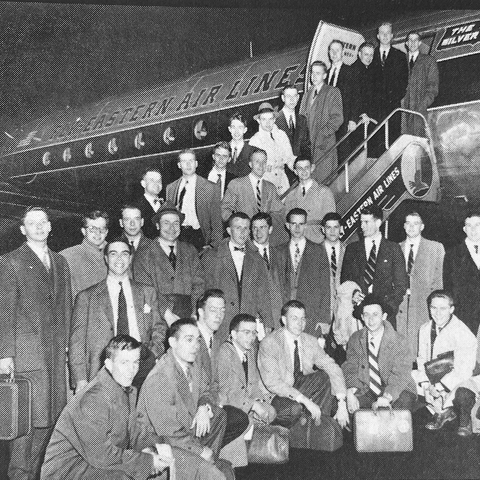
{"left": 0, "top": 374, "right": 32, "bottom": 440}
{"left": 353, "top": 408, "right": 413, "bottom": 452}
{"left": 289, "top": 415, "right": 343, "bottom": 452}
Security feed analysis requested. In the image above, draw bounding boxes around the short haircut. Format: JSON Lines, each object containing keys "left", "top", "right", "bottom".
{"left": 427, "top": 289, "right": 454, "bottom": 308}
{"left": 249, "top": 147, "right": 267, "bottom": 162}
{"left": 230, "top": 313, "right": 256, "bottom": 333}
{"left": 293, "top": 156, "right": 313, "bottom": 169}
{"left": 21, "top": 206, "right": 49, "bottom": 224}
{"left": 361, "top": 294, "right": 386, "bottom": 313}
{"left": 120, "top": 204, "right": 142, "bottom": 217}
{"left": 104, "top": 238, "right": 133, "bottom": 256}
{"left": 251, "top": 212, "right": 273, "bottom": 228}
{"left": 105, "top": 334, "right": 142, "bottom": 359}
{"left": 281, "top": 84, "right": 298, "bottom": 95}
{"left": 321, "top": 212, "right": 342, "bottom": 226}
{"left": 281, "top": 299, "right": 306, "bottom": 317}
{"left": 359, "top": 41, "right": 376, "bottom": 53}
{"left": 378, "top": 22, "right": 393, "bottom": 35}
{"left": 197, "top": 289, "right": 225, "bottom": 313}
{"left": 329, "top": 39, "right": 344, "bottom": 50}
{"left": 464, "top": 211, "right": 480, "bottom": 223}
{"left": 406, "top": 30, "right": 420, "bottom": 42}
{"left": 229, "top": 112, "right": 247, "bottom": 127}
{"left": 286, "top": 207, "right": 307, "bottom": 223}
{"left": 141, "top": 167, "right": 161, "bottom": 180}
{"left": 228, "top": 211, "right": 250, "bottom": 227}
{"left": 310, "top": 60, "right": 327, "bottom": 74}
{"left": 404, "top": 211, "right": 423, "bottom": 223}
{"left": 178, "top": 148, "right": 195, "bottom": 160}
{"left": 212, "top": 141, "right": 231, "bottom": 155}
{"left": 361, "top": 205, "right": 383, "bottom": 221}
{"left": 168, "top": 318, "right": 198, "bottom": 340}
{"left": 82, "top": 210, "right": 110, "bottom": 228}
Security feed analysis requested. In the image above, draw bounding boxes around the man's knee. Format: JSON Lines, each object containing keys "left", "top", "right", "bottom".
{"left": 453, "top": 387, "right": 476, "bottom": 410}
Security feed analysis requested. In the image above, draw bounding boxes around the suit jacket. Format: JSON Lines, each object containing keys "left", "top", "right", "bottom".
{"left": 300, "top": 84, "right": 343, "bottom": 183}
{"left": 350, "top": 59, "right": 376, "bottom": 118}
{"left": 320, "top": 241, "right": 345, "bottom": 321}
{"left": 372, "top": 46, "right": 409, "bottom": 118}
{"left": 221, "top": 175, "right": 287, "bottom": 246}
{"left": 120, "top": 233, "right": 152, "bottom": 280}
{"left": 275, "top": 110, "right": 311, "bottom": 158}
{"left": 166, "top": 175, "right": 223, "bottom": 247}
{"left": 284, "top": 180, "right": 336, "bottom": 244}
{"left": 402, "top": 52, "right": 439, "bottom": 136}
{"left": 138, "top": 349, "right": 216, "bottom": 456}
{"left": 342, "top": 322, "right": 416, "bottom": 402}
{"left": 328, "top": 63, "right": 361, "bottom": 125}
{"left": 133, "top": 240, "right": 205, "bottom": 317}
{"left": 341, "top": 237, "right": 408, "bottom": 326}
{"left": 69, "top": 279, "right": 167, "bottom": 386}
{"left": 227, "top": 142, "right": 254, "bottom": 178}
{"left": 197, "top": 331, "right": 222, "bottom": 401}
{"left": 258, "top": 327, "right": 346, "bottom": 400}
{"left": 274, "top": 240, "right": 331, "bottom": 336}
{"left": 397, "top": 237, "right": 444, "bottom": 357}
{"left": 134, "top": 195, "right": 164, "bottom": 240}
{"left": 201, "top": 239, "right": 274, "bottom": 342}
{"left": 0, "top": 243, "right": 72, "bottom": 427}
{"left": 444, "top": 241, "right": 480, "bottom": 334}
{"left": 216, "top": 341, "right": 271, "bottom": 413}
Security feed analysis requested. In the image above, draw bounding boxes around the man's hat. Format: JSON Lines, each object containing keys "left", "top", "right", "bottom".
{"left": 151, "top": 200, "right": 185, "bottom": 225}
{"left": 253, "top": 102, "right": 279, "bottom": 121}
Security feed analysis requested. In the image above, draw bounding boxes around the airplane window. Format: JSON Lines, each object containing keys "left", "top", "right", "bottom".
{"left": 85, "top": 142, "right": 94, "bottom": 158}
{"left": 63, "top": 147, "right": 72, "bottom": 163}
{"left": 42, "top": 152, "right": 51, "bottom": 166}
{"left": 135, "top": 132, "right": 145, "bottom": 150}
{"left": 163, "top": 127, "right": 176, "bottom": 145}
{"left": 108, "top": 138, "right": 118, "bottom": 155}
{"left": 194, "top": 120, "right": 208, "bottom": 141}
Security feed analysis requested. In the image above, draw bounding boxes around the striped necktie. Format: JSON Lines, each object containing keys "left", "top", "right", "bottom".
{"left": 330, "top": 246, "right": 337, "bottom": 280}
{"left": 242, "top": 354, "right": 248, "bottom": 382}
{"left": 368, "top": 336, "right": 382, "bottom": 397}
{"left": 177, "top": 182, "right": 187, "bottom": 211}
{"left": 364, "top": 240, "right": 377, "bottom": 291}
{"left": 256, "top": 180, "right": 262, "bottom": 211}
{"left": 293, "top": 340, "right": 302, "bottom": 380}
{"left": 263, "top": 247, "right": 270, "bottom": 270}
{"left": 232, "top": 147, "right": 238, "bottom": 164}
{"left": 293, "top": 244, "right": 301, "bottom": 274}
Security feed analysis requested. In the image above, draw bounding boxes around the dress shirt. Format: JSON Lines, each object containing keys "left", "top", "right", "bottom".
{"left": 230, "top": 140, "right": 245, "bottom": 157}
{"left": 253, "top": 241, "right": 270, "bottom": 262}
{"left": 158, "top": 238, "right": 177, "bottom": 258}
{"left": 289, "top": 237, "right": 307, "bottom": 265}
{"left": 284, "top": 329, "right": 304, "bottom": 372}
{"left": 328, "top": 62, "right": 342, "bottom": 87}
{"left": 106, "top": 276, "right": 140, "bottom": 341}
{"left": 197, "top": 322, "right": 214, "bottom": 357}
{"left": 229, "top": 241, "right": 245, "bottom": 280}
{"left": 364, "top": 234, "right": 382, "bottom": 259}
{"left": 144, "top": 193, "right": 161, "bottom": 212}
{"left": 299, "top": 179, "right": 313, "bottom": 196}
{"left": 324, "top": 240, "right": 340, "bottom": 266}
{"left": 172, "top": 352, "right": 194, "bottom": 392}
{"left": 368, "top": 325, "right": 385, "bottom": 356}
{"left": 403, "top": 235, "right": 421, "bottom": 264}
{"left": 282, "top": 107, "right": 296, "bottom": 128}
{"left": 409, "top": 51, "right": 419, "bottom": 63}
{"left": 26, "top": 241, "right": 50, "bottom": 268}
{"left": 208, "top": 167, "right": 227, "bottom": 198}
{"left": 465, "top": 238, "right": 480, "bottom": 269}
{"left": 125, "top": 235, "right": 141, "bottom": 251}
{"left": 232, "top": 341, "right": 247, "bottom": 363}
{"left": 249, "top": 173, "right": 263, "bottom": 197}
{"left": 178, "top": 175, "right": 201, "bottom": 230}
{"left": 379, "top": 46, "right": 391, "bottom": 59}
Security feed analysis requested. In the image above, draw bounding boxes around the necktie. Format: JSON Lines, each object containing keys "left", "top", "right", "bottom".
{"left": 234, "top": 246, "right": 246, "bottom": 253}
{"left": 329, "top": 67, "right": 335, "bottom": 86}
{"left": 168, "top": 245, "right": 176, "bottom": 270}
{"left": 153, "top": 198, "right": 159, "bottom": 205}
{"left": 407, "top": 244, "right": 414, "bottom": 275}
{"left": 381, "top": 50, "right": 387, "bottom": 66}
{"left": 289, "top": 115, "right": 295, "bottom": 132}
{"left": 293, "top": 340, "right": 302, "bottom": 380}
{"left": 409, "top": 55, "right": 414, "bottom": 74}
{"left": 177, "top": 182, "right": 187, "bottom": 211}
{"left": 217, "top": 173, "right": 222, "bottom": 184}
{"left": 130, "top": 240, "right": 135, "bottom": 252}
{"left": 242, "top": 354, "right": 248, "bottom": 383}
{"left": 331, "top": 247, "right": 337, "bottom": 280}
{"left": 42, "top": 250, "right": 51, "bottom": 271}
{"left": 302, "top": 186, "right": 306, "bottom": 197}
{"left": 117, "top": 281, "right": 129, "bottom": 335}
{"left": 263, "top": 247, "right": 270, "bottom": 270}
{"left": 256, "top": 180, "right": 262, "bottom": 211}
{"left": 270, "top": 132, "right": 275, "bottom": 141}
{"left": 232, "top": 147, "right": 238, "bottom": 164}
{"left": 368, "top": 336, "right": 382, "bottom": 397}
{"left": 294, "top": 244, "right": 301, "bottom": 274}
{"left": 364, "top": 240, "right": 377, "bottom": 290}
{"left": 475, "top": 245, "right": 479, "bottom": 255}
{"left": 185, "top": 365, "right": 193, "bottom": 392}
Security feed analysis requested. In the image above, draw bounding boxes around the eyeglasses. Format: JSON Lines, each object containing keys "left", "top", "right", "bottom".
{"left": 237, "top": 329, "right": 258, "bottom": 337}
{"left": 86, "top": 226, "right": 108, "bottom": 234}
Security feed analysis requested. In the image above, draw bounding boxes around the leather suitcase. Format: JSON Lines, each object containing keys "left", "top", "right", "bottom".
{"left": 289, "top": 415, "right": 343, "bottom": 451}
{"left": 0, "top": 374, "right": 32, "bottom": 440}
{"left": 353, "top": 408, "right": 413, "bottom": 452}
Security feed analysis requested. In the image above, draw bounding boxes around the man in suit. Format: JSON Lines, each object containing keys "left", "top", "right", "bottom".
{"left": 42, "top": 335, "right": 220, "bottom": 480}
{"left": 202, "top": 212, "right": 274, "bottom": 342}
{"left": 216, "top": 313, "right": 276, "bottom": 422}
{"left": 371, "top": 22, "right": 409, "bottom": 152}
{"left": 133, "top": 203, "right": 205, "bottom": 328}
{"left": 0, "top": 206, "right": 72, "bottom": 480}
{"left": 227, "top": 112, "right": 254, "bottom": 178}
{"left": 258, "top": 300, "right": 348, "bottom": 429}
{"left": 397, "top": 212, "right": 444, "bottom": 359}
{"left": 444, "top": 212, "right": 480, "bottom": 334}
{"left": 222, "top": 148, "right": 286, "bottom": 246}
{"left": 275, "top": 208, "right": 331, "bottom": 337}
{"left": 341, "top": 205, "right": 408, "bottom": 328}
{"left": 402, "top": 30, "right": 439, "bottom": 136}
{"left": 251, "top": 212, "right": 283, "bottom": 329}
{"left": 69, "top": 239, "right": 167, "bottom": 391}
{"left": 138, "top": 319, "right": 245, "bottom": 479}
{"left": 166, "top": 149, "right": 223, "bottom": 250}
{"left": 207, "top": 141, "right": 237, "bottom": 199}
{"left": 135, "top": 168, "right": 165, "bottom": 240}
{"left": 299, "top": 60, "right": 343, "bottom": 184}
{"left": 60, "top": 210, "right": 109, "bottom": 302}
{"left": 343, "top": 295, "right": 417, "bottom": 415}
{"left": 327, "top": 40, "right": 361, "bottom": 161}
{"left": 119, "top": 204, "right": 152, "bottom": 260}
{"left": 284, "top": 157, "right": 336, "bottom": 244}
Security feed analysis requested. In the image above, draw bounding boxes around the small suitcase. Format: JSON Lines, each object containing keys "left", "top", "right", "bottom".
{"left": 289, "top": 415, "right": 343, "bottom": 451}
{"left": 353, "top": 408, "right": 413, "bottom": 452}
{"left": 0, "top": 374, "right": 32, "bottom": 440}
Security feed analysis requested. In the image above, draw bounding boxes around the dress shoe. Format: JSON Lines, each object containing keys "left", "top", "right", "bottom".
{"left": 457, "top": 422, "right": 473, "bottom": 437}
{"left": 425, "top": 408, "right": 457, "bottom": 430}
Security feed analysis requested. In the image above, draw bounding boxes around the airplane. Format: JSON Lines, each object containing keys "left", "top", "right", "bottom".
{"left": 1, "top": 9, "right": 480, "bottom": 252}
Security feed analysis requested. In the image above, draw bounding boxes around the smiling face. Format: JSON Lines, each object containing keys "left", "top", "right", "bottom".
{"left": 329, "top": 41, "right": 343, "bottom": 64}
{"left": 464, "top": 215, "right": 480, "bottom": 243}
{"left": 404, "top": 214, "right": 424, "bottom": 240}
{"left": 21, "top": 210, "right": 51, "bottom": 244}
{"left": 82, "top": 217, "right": 108, "bottom": 248}
{"left": 249, "top": 151, "right": 267, "bottom": 179}
{"left": 257, "top": 111, "right": 275, "bottom": 133}
{"left": 362, "top": 303, "right": 386, "bottom": 334}
{"left": 231, "top": 320, "right": 258, "bottom": 352}
{"left": 229, "top": 118, "right": 247, "bottom": 142}
{"left": 227, "top": 217, "right": 250, "bottom": 247}
{"left": 323, "top": 219, "right": 341, "bottom": 243}
{"left": 105, "top": 347, "right": 140, "bottom": 388}
{"left": 177, "top": 152, "right": 198, "bottom": 176}
{"left": 158, "top": 213, "right": 181, "bottom": 242}
{"left": 377, "top": 23, "right": 393, "bottom": 47}
{"left": 283, "top": 306, "right": 306, "bottom": 337}
{"left": 406, "top": 33, "right": 420, "bottom": 54}
{"left": 281, "top": 87, "right": 299, "bottom": 111}
{"left": 252, "top": 218, "right": 272, "bottom": 245}
{"left": 141, "top": 171, "right": 162, "bottom": 197}
{"left": 294, "top": 159, "right": 314, "bottom": 183}
{"left": 105, "top": 241, "right": 131, "bottom": 279}
{"left": 429, "top": 296, "right": 454, "bottom": 328}
{"left": 170, "top": 324, "right": 201, "bottom": 364}
{"left": 213, "top": 146, "right": 230, "bottom": 170}
{"left": 359, "top": 45, "right": 374, "bottom": 66}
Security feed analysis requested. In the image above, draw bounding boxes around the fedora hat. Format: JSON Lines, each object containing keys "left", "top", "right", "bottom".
{"left": 253, "top": 102, "right": 279, "bottom": 121}
{"left": 151, "top": 200, "right": 185, "bottom": 226}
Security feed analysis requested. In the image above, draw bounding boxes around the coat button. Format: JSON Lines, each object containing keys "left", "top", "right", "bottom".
{"left": 231, "top": 302, "right": 235, "bottom": 306}
{"left": 361, "top": 365, "right": 365, "bottom": 369}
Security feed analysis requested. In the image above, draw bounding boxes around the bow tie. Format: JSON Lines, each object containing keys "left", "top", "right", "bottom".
{"left": 234, "top": 246, "right": 246, "bottom": 253}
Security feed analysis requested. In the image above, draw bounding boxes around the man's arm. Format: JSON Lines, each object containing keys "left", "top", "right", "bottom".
{"left": 0, "top": 258, "right": 17, "bottom": 363}
{"left": 385, "top": 242, "right": 408, "bottom": 312}
{"left": 383, "top": 335, "right": 414, "bottom": 402}
{"left": 145, "top": 288, "right": 168, "bottom": 359}
{"left": 322, "top": 88, "right": 344, "bottom": 136}
{"left": 312, "top": 338, "right": 347, "bottom": 396}
{"left": 424, "top": 56, "right": 439, "bottom": 108}
{"left": 221, "top": 181, "right": 240, "bottom": 221}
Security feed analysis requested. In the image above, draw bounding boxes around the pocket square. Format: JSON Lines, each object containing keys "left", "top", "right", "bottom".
{"left": 143, "top": 304, "right": 152, "bottom": 314}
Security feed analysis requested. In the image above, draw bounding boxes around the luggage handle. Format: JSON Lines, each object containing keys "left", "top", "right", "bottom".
{"left": 372, "top": 403, "right": 394, "bottom": 418}
{"left": 0, "top": 372, "right": 15, "bottom": 383}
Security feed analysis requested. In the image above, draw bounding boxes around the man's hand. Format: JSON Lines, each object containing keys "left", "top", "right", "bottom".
{"left": 191, "top": 405, "right": 211, "bottom": 437}
{"left": 334, "top": 400, "right": 349, "bottom": 428}
{"left": 251, "top": 400, "right": 271, "bottom": 423}
{"left": 347, "top": 389, "right": 360, "bottom": 414}
{"left": 75, "top": 380, "right": 88, "bottom": 394}
{"left": 428, "top": 384, "right": 441, "bottom": 398}
{"left": 0, "top": 357, "right": 14, "bottom": 376}
{"left": 352, "top": 290, "right": 365, "bottom": 305}
{"left": 373, "top": 395, "right": 391, "bottom": 409}
{"left": 347, "top": 120, "right": 357, "bottom": 132}
{"left": 151, "top": 453, "right": 170, "bottom": 475}
{"left": 164, "top": 308, "right": 180, "bottom": 327}
{"left": 301, "top": 396, "right": 321, "bottom": 425}
{"left": 200, "top": 446, "right": 214, "bottom": 463}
